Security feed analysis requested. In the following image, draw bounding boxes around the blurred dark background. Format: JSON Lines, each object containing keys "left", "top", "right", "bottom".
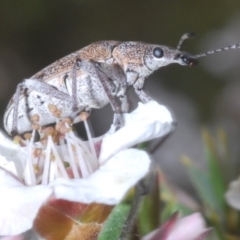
{"left": 1, "top": 0, "right": 240, "bottom": 190}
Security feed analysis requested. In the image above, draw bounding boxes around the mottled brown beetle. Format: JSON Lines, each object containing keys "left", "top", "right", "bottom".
{"left": 4, "top": 33, "right": 240, "bottom": 135}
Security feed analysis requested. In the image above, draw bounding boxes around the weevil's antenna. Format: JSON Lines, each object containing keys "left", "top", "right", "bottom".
{"left": 177, "top": 32, "right": 195, "bottom": 50}
{"left": 195, "top": 44, "right": 240, "bottom": 58}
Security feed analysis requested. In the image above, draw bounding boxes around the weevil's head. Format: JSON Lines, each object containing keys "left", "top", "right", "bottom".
{"left": 143, "top": 45, "right": 197, "bottom": 72}
{"left": 113, "top": 42, "right": 197, "bottom": 78}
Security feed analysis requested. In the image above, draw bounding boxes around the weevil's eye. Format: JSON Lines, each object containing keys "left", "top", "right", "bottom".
{"left": 153, "top": 47, "right": 164, "bottom": 58}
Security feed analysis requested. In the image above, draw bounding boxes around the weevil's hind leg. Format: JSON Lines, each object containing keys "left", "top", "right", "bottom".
{"left": 133, "top": 77, "right": 152, "bottom": 103}
{"left": 11, "top": 82, "right": 24, "bottom": 135}
{"left": 77, "top": 60, "right": 123, "bottom": 128}
{"left": 71, "top": 60, "right": 79, "bottom": 112}
{"left": 11, "top": 79, "right": 72, "bottom": 135}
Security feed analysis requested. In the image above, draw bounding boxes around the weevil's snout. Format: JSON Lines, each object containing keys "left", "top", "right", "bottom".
{"left": 175, "top": 53, "right": 198, "bottom": 66}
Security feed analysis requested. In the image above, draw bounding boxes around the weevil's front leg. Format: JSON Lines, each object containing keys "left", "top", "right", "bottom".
{"left": 11, "top": 79, "right": 72, "bottom": 135}
{"left": 77, "top": 60, "right": 123, "bottom": 128}
{"left": 133, "top": 77, "right": 152, "bottom": 103}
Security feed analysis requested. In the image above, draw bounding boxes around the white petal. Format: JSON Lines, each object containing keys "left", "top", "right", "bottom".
{"left": 0, "top": 168, "right": 52, "bottom": 235}
{"left": 0, "top": 156, "right": 18, "bottom": 176}
{"left": 0, "top": 132, "right": 25, "bottom": 178}
{"left": 0, "top": 132, "right": 21, "bottom": 162}
{"left": 225, "top": 178, "right": 240, "bottom": 210}
{"left": 99, "top": 101, "right": 174, "bottom": 163}
{"left": 51, "top": 149, "right": 150, "bottom": 204}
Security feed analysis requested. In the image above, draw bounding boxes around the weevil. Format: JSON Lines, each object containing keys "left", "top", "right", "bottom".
{"left": 4, "top": 33, "right": 240, "bottom": 135}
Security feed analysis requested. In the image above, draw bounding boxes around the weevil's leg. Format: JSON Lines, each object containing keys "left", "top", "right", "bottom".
{"left": 11, "top": 79, "right": 72, "bottom": 135}
{"left": 71, "top": 60, "right": 79, "bottom": 112}
{"left": 119, "top": 95, "right": 129, "bottom": 113}
{"left": 11, "top": 82, "right": 24, "bottom": 135}
{"left": 115, "top": 84, "right": 129, "bottom": 113}
{"left": 21, "top": 79, "right": 72, "bottom": 100}
{"left": 133, "top": 77, "right": 152, "bottom": 103}
{"left": 77, "top": 60, "right": 123, "bottom": 128}
{"left": 96, "top": 62, "right": 126, "bottom": 83}
{"left": 95, "top": 64, "right": 123, "bottom": 128}
{"left": 96, "top": 62, "right": 129, "bottom": 113}
{"left": 96, "top": 62, "right": 127, "bottom": 94}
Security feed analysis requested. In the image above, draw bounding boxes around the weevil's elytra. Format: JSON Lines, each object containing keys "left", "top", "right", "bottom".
{"left": 32, "top": 41, "right": 120, "bottom": 81}
{"left": 4, "top": 34, "right": 240, "bottom": 136}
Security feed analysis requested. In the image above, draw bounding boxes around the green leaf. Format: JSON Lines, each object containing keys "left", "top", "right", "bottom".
{"left": 182, "top": 156, "right": 222, "bottom": 218}
{"left": 202, "top": 130, "right": 227, "bottom": 217}
{"left": 138, "top": 175, "right": 161, "bottom": 236}
{"left": 137, "top": 141, "right": 149, "bottom": 150}
{"left": 98, "top": 204, "right": 130, "bottom": 240}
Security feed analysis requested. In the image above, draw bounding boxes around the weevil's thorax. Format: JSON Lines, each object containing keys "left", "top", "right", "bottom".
{"left": 112, "top": 42, "right": 152, "bottom": 77}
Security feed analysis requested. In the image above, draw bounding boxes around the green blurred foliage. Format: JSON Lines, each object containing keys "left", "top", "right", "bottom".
{"left": 183, "top": 129, "right": 240, "bottom": 240}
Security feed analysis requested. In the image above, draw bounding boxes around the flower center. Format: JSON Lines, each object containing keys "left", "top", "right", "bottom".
{"left": 14, "top": 119, "right": 100, "bottom": 186}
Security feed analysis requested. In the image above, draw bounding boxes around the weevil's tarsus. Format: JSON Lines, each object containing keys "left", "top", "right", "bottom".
{"left": 195, "top": 43, "right": 240, "bottom": 58}
{"left": 177, "top": 32, "right": 196, "bottom": 51}
{"left": 113, "top": 113, "right": 123, "bottom": 130}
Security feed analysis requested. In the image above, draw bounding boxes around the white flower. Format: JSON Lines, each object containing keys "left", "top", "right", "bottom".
{"left": 225, "top": 177, "right": 240, "bottom": 210}
{"left": 0, "top": 101, "right": 174, "bottom": 236}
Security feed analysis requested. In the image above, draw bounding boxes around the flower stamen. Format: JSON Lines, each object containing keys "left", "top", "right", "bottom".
{"left": 84, "top": 120, "right": 97, "bottom": 160}
{"left": 15, "top": 117, "right": 102, "bottom": 187}
{"left": 24, "top": 129, "right": 36, "bottom": 185}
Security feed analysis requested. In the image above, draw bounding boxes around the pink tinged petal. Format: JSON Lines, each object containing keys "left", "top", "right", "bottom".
{"left": 167, "top": 213, "right": 207, "bottom": 240}
{"left": 142, "top": 212, "right": 208, "bottom": 240}
{"left": 50, "top": 149, "right": 150, "bottom": 205}
{"left": 99, "top": 101, "right": 174, "bottom": 163}
{"left": 0, "top": 234, "right": 24, "bottom": 240}
{"left": 0, "top": 168, "right": 52, "bottom": 236}
{"left": 193, "top": 228, "right": 212, "bottom": 240}
{"left": 225, "top": 178, "right": 240, "bottom": 210}
{"left": 142, "top": 212, "right": 179, "bottom": 240}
